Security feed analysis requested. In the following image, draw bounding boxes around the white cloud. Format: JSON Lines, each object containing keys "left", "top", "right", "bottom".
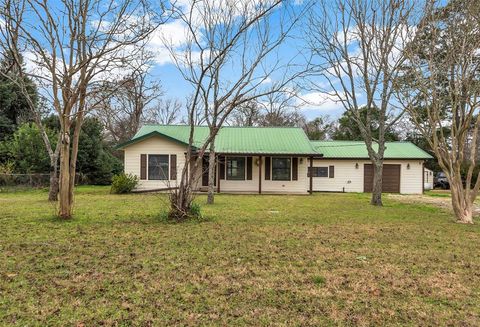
{"left": 260, "top": 76, "right": 273, "bottom": 85}
{"left": 297, "top": 91, "right": 347, "bottom": 112}
{"left": 146, "top": 17, "right": 200, "bottom": 66}
{"left": 147, "top": 0, "right": 286, "bottom": 67}
{"left": 150, "top": 20, "right": 192, "bottom": 49}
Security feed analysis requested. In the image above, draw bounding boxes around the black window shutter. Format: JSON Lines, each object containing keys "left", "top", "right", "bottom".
{"left": 329, "top": 165, "right": 335, "bottom": 178}
{"left": 292, "top": 157, "right": 298, "bottom": 181}
{"left": 219, "top": 156, "right": 225, "bottom": 180}
{"left": 265, "top": 157, "right": 271, "bottom": 180}
{"left": 140, "top": 154, "right": 147, "bottom": 180}
{"left": 246, "top": 157, "right": 253, "bottom": 180}
{"left": 170, "top": 154, "right": 177, "bottom": 180}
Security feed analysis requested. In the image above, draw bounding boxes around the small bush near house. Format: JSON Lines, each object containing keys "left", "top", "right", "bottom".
{"left": 189, "top": 202, "right": 202, "bottom": 219}
{"left": 159, "top": 203, "right": 203, "bottom": 223}
{"left": 110, "top": 173, "right": 138, "bottom": 194}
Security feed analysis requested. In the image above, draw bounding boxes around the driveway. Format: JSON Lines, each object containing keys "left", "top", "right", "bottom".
{"left": 388, "top": 193, "right": 480, "bottom": 216}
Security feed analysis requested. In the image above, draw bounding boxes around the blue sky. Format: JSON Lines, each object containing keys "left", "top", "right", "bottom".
{"left": 143, "top": 0, "right": 347, "bottom": 120}
{"left": 11, "top": 0, "right": 350, "bottom": 120}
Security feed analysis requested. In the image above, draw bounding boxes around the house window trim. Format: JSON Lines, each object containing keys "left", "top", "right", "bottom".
{"left": 147, "top": 154, "right": 170, "bottom": 180}
{"left": 226, "top": 156, "right": 247, "bottom": 181}
{"left": 309, "top": 166, "right": 329, "bottom": 178}
{"left": 271, "top": 157, "right": 292, "bottom": 181}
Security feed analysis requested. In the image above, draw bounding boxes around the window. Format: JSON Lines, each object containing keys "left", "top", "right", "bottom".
{"left": 272, "top": 158, "right": 291, "bottom": 181}
{"left": 226, "top": 157, "right": 245, "bottom": 180}
{"left": 148, "top": 155, "right": 169, "bottom": 180}
{"left": 308, "top": 167, "right": 328, "bottom": 177}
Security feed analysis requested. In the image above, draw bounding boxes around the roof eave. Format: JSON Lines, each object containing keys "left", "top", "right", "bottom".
{"left": 315, "top": 156, "right": 433, "bottom": 160}
{"left": 213, "top": 152, "right": 323, "bottom": 157}
{"left": 115, "top": 131, "right": 190, "bottom": 150}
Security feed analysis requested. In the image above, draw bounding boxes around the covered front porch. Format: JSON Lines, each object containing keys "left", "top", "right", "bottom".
{"left": 191, "top": 154, "right": 318, "bottom": 194}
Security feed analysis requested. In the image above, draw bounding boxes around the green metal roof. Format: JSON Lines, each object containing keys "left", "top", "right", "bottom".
{"left": 117, "top": 125, "right": 319, "bottom": 155}
{"left": 310, "top": 141, "right": 433, "bottom": 159}
{"left": 117, "top": 125, "right": 433, "bottom": 159}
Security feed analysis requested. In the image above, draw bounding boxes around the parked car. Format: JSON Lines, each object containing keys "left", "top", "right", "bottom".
{"left": 434, "top": 172, "right": 450, "bottom": 189}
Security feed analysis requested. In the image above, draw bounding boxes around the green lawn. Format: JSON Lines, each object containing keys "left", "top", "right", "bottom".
{"left": 1, "top": 187, "right": 480, "bottom": 326}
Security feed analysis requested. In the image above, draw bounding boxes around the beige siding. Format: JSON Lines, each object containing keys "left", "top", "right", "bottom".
{"left": 123, "top": 135, "right": 424, "bottom": 194}
{"left": 399, "top": 160, "right": 424, "bottom": 194}
{"left": 262, "top": 157, "right": 309, "bottom": 194}
{"left": 123, "top": 138, "right": 309, "bottom": 193}
{"left": 310, "top": 159, "right": 363, "bottom": 192}
{"left": 124, "top": 136, "right": 187, "bottom": 190}
{"left": 311, "top": 159, "right": 425, "bottom": 194}
{"left": 218, "top": 156, "right": 259, "bottom": 193}
{"left": 217, "top": 156, "right": 309, "bottom": 194}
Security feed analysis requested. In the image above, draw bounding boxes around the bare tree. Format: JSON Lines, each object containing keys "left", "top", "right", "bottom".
{"left": 258, "top": 90, "right": 305, "bottom": 127}
{"left": 144, "top": 98, "right": 182, "bottom": 125}
{"left": 303, "top": 115, "right": 334, "bottom": 140}
{"left": 164, "top": 0, "right": 306, "bottom": 217}
{"left": 230, "top": 100, "right": 262, "bottom": 126}
{"left": 0, "top": 0, "right": 163, "bottom": 218}
{"left": 306, "top": 0, "right": 418, "bottom": 206}
{"left": 91, "top": 49, "right": 162, "bottom": 143}
{"left": 400, "top": 0, "right": 480, "bottom": 223}
{"left": 229, "top": 91, "right": 305, "bottom": 127}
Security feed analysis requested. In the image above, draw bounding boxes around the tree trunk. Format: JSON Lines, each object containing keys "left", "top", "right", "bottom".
{"left": 450, "top": 181, "right": 474, "bottom": 224}
{"left": 58, "top": 132, "right": 72, "bottom": 218}
{"left": 207, "top": 142, "right": 216, "bottom": 204}
{"left": 68, "top": 118, "right": 83, "bottom": 208}
{"left": 371, "top": 160, "right": 383, "bottom": 206}
{"left": 169, "top": 154, "right": 202, "bottom": 220}
{"left": 48, "top": 165, "right": 59, "bottom": 201}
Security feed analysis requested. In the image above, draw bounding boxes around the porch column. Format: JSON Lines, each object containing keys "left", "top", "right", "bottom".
{"left": 258, "top": 156, "right": 262, "bottom": 194}
{"left": 217, "top": 154, "right": 221, "bottom": 194}
{"left": 309, "top": 156, "right": 313, "bottom": 194}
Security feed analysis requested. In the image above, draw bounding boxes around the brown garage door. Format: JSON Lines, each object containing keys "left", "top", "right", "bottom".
{"left": 364, "top": 164, "right": 401, "bottom": 193}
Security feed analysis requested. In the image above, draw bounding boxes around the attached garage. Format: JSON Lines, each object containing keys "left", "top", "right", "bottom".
{"left": 363, "top": 164, "right": 401, "bottom": 193}
{"left": 309, "top": 141, "right": 434, "bottom": 194}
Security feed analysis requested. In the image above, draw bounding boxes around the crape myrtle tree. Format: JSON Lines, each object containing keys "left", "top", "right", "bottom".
{"left": 306, "top": 0, "right": 418, "bottom": 206}
{"left": 163, "top": 0, "right": 307, "bottom": 218}
{"left": 0, "top": 0, "right": 165, "bottom": 218}
{"left": 399, "top": 0, "right": 480, "bottom": 223}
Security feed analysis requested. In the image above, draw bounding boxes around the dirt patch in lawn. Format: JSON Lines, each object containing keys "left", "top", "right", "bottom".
{"left": 388, "top": 193, "right": 480, "bottom": 216}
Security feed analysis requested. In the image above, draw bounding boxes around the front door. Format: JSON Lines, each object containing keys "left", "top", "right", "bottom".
{"left": 202, "top": 156, "right": 216, "bottom": 187}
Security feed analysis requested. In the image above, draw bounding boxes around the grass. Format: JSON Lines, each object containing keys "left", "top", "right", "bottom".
{"left": 425, "top": 190, "right": 452, "bottom": 198}
{"left": 1, "top": 186, "right": 480, "bottom": 326}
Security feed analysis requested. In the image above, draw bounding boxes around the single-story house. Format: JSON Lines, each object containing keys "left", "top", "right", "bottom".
{"left": 116, "top": 125, "right": 433, "bottom": 194}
